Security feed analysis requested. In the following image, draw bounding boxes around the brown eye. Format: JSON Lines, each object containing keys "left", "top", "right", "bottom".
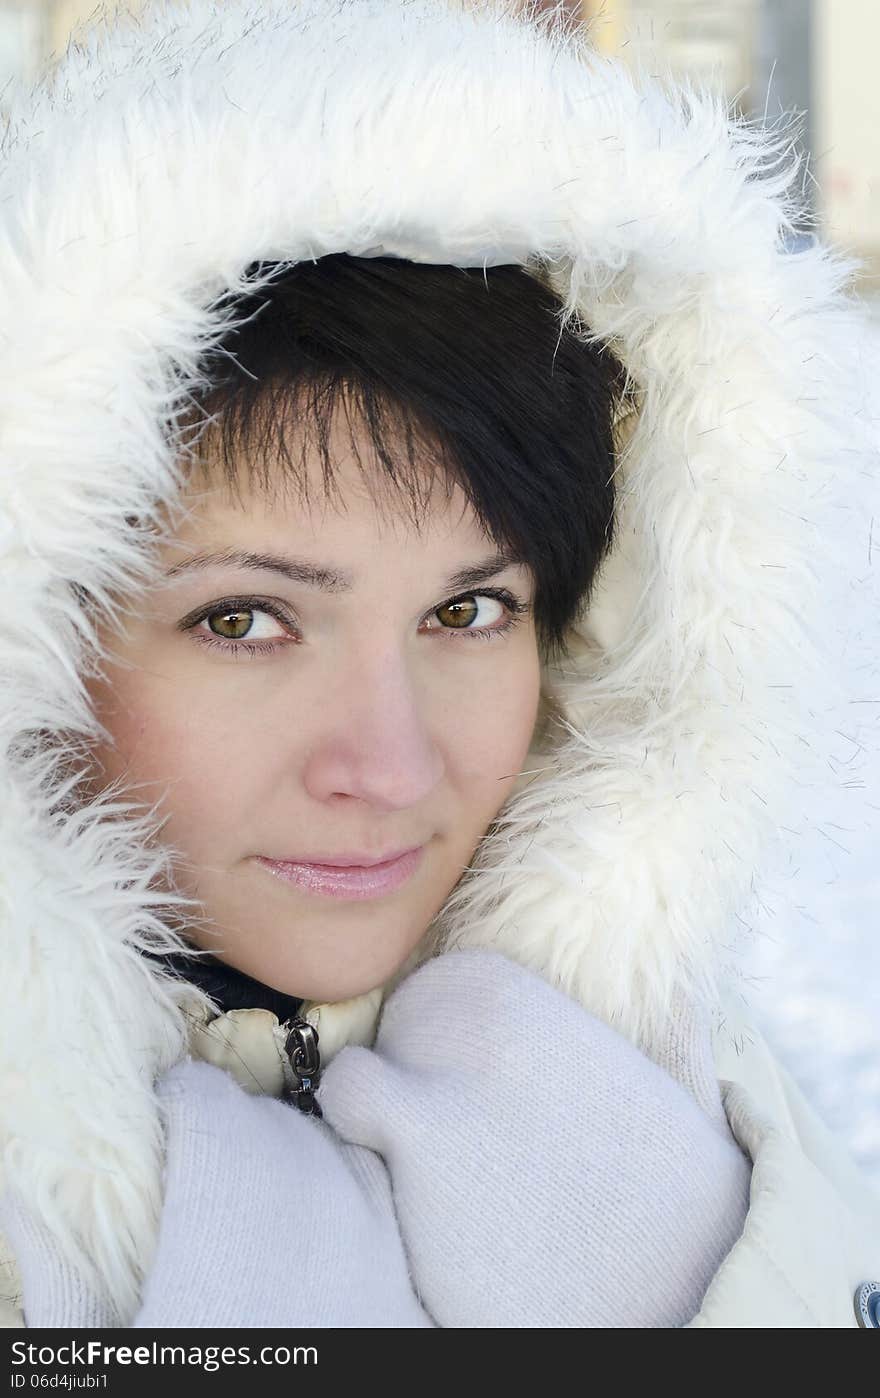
{"left": 436, "top": 597, "right": 480, "bottom": 629}
{"left": 200, "top": 606, "right": 289, "bottom": 645}
{"left": 181, "top": 597, "right": 296, "bottom": 655}
{"left": 208, "top": 608, "right": 255, "bottom": 640}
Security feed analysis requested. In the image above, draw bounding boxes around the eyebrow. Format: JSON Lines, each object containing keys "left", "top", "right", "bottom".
{"left": 162, "top": 546, "right": 526, "bottom": 594}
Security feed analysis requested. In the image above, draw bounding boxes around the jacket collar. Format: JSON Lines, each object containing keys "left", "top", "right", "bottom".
{"left": 183, "top": 985, "right": 385, "bottom": 1100}
{"left": 155, "top": 948, "right": 386, "bottom": 1098}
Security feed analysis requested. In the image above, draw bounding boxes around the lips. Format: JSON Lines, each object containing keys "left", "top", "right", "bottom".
{"left": 264, "top": 847, "right": 421, "bottom": 869}
{"left": 252, "top": 846, "right": 426, "bottom": 900}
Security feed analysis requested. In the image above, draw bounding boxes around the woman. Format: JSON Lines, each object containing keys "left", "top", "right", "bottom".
{"left": 0, "top": 0, "right": 877, "bottom": 1329}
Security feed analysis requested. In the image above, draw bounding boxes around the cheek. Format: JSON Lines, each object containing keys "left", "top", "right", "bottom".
{"left": 443, "top": 643, "right": 542, "bottom": 799}
{"left": 84, "top": 666, "right": 250, "bottom": 856}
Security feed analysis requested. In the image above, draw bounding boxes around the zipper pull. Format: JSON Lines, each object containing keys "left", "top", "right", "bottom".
{"left": 283, "top": 1016, "right": 323, "bottom": 1117}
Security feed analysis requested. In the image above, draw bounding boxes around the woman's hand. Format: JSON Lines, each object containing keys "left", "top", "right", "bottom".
{"left": 318, "top": 948, "right": 752, "bottom": 1329}
{"left": 1, "top": 1060, "right": 435, "bottom": 1329}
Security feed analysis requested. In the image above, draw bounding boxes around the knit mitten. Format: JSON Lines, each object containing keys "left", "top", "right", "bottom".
{"left": 1, "top": 1059, "right": 435, "bottom": 1329}
{"left": 318, "top": 947, "right": 752, "bottom": 1329}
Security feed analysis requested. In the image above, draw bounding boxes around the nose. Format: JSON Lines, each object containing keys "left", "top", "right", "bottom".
{"left": 302, "top": 641, "right": 446, "bottom": 812}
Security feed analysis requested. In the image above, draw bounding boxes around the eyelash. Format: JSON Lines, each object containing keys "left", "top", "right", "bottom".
{"left": 179, "top": 588, "right": 531, "bottom": 659}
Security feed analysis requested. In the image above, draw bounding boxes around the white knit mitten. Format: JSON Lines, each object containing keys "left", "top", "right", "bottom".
{"left": 318, "top": 947, "right": 752, "bottom": 1329}
{"left": 1, "top": 1060, "right": 435, "bottom": 1329}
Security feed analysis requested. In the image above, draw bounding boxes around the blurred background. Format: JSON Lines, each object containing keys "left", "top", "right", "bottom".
{"left": 3, "top": 0, "right": 878, "bottom": 1184}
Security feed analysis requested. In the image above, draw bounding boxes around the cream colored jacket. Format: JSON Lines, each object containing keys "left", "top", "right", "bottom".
{"left": 1, "top": 0, "right": 878, "bottom": 1330}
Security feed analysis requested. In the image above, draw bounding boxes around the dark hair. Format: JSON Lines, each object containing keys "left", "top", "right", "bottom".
{"left": 179, "top": 254, "right": 627, "bottom": 664}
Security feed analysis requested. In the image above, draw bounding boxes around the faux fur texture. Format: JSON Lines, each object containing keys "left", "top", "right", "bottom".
{"left": 0, "top": 0, "right": 876, "bottom": 1323}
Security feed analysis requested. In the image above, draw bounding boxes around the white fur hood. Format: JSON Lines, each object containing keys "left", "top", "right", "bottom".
{"left": 0, "top": 0, "right": 876, "bottom": 1323}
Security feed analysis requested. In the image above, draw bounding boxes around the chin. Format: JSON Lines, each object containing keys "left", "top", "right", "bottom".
{"left": 279, "top": 937, "right": 426, "bottom": 1006}
{"left": 291, "top": 963, "right": 404, "bottom": 1006}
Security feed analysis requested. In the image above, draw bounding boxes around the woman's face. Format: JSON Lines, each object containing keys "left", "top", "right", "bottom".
{"left": 84, "top": 408, "right": 542, "bottom": 1002}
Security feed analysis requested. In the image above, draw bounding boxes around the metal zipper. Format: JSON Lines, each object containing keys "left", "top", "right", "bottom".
{"left": 282, "top": 1016, "right": 323, "bottom": 1117}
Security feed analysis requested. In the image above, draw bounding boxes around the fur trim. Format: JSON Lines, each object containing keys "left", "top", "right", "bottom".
{"left": 0, "top": 0, "right": 875, "bottom": 1320}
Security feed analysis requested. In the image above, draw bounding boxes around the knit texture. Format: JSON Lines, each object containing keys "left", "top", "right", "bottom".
{"left": 1, "top": 1062, "right": 434, "bottom": 1329}
{"left": 1, "top": 949, "right": 751, "bottom": 1328}
{"left": 319, "top": 949, "right": 753, "bottom": 1328}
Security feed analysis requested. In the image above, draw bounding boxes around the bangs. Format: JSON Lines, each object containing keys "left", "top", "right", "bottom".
{"left": 181, "top": 365, "right": 486, "bottom": 544}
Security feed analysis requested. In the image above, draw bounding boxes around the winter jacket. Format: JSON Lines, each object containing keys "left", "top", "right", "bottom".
{"left": 0, "top": 0, "right": 878, "bottom": 1329}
